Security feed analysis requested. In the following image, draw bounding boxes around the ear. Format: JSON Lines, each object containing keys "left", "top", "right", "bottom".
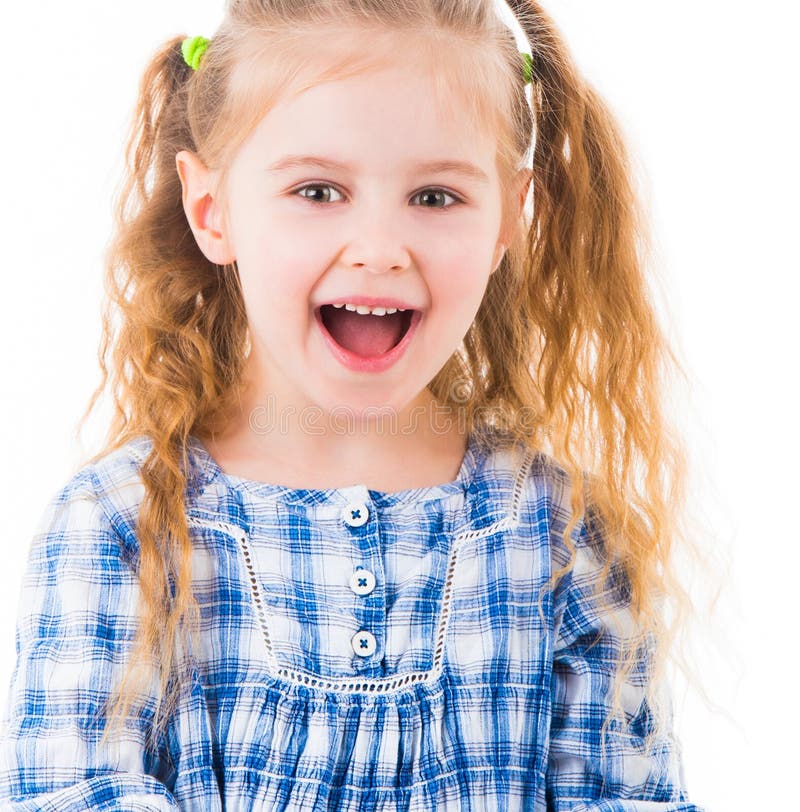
{"left": 175, "top": 150, "right": 236, "bottom": 264}
{"left": 491, "top": 167, "right": 533, "bottom": 274}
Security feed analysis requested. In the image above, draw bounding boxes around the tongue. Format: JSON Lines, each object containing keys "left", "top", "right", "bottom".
{"left": 323, "top": 307, "right": 405, "bottom": 357}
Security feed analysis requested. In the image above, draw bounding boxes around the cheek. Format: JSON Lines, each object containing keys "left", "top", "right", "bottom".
{"left": 235, "top": 230, "right": 325, "bottom": 304}
{"left": 428, "top": 241, "right": 495, "bottom": 299}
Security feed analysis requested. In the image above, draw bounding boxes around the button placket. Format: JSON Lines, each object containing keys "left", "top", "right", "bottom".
{"left": 339, "top": 493, "right": 383, "bottom": 665}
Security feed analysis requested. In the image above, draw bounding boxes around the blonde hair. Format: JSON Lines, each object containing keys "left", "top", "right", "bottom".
{"left": 79, "top": 0, "right": 707, "bottom": 763}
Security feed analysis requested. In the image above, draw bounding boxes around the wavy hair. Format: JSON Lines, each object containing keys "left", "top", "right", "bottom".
{"left": 78, "top": 0, "right": 708, "bottom": 761}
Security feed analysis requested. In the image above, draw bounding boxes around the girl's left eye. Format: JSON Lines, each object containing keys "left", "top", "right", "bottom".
{"left": 293, "top": 184, "right": 462, "bottom": 208}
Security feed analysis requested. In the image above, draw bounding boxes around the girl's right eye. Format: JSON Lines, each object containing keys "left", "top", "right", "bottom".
{"left": 293, "top": 184, "right": 344, "bottom": 205}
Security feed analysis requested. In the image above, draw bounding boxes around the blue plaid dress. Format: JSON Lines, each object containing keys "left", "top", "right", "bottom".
{"left": 0, "top": 429, "right": 704, "bottom": 811}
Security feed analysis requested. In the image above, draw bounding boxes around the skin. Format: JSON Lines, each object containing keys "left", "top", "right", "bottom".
{"left": 176, "top": 56, "right": 531, "bottom": 491}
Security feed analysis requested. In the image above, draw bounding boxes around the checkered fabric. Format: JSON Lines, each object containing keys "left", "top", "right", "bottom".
{"left": 0, "top": 429, "right": 704, "bottom": 811}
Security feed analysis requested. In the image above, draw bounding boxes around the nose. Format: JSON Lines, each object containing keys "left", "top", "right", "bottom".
{"left": 339, "top": 203, "right": 412, "bottom": 275}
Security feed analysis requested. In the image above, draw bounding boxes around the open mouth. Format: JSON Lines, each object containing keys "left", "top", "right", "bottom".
{"left": 317, "top": 304, "right": 416, "bottom": 358}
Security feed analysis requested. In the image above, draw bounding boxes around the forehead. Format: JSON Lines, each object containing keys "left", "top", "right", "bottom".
{"left": 226, "top": 26, "right": 506, "bottom": 169}
{"left": 237, "top": 66, "right": 498, "bottom": 176}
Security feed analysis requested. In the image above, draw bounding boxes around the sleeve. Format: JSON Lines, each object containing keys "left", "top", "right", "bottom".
{"left": 546, "top": 506, "right": 705, "bottom": 812}
{"left": 0, "top": 475, "right": 180, "bottom": 811}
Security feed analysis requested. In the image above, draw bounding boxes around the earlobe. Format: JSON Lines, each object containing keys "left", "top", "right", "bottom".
{"left": 175, "top": 149, "right": 235, "bottom": 265}
{"left": 493, "top": 169, "right": 532, "bottom": 273}
{"left": 491, "top": 242, "right": 507, "bottom": 274}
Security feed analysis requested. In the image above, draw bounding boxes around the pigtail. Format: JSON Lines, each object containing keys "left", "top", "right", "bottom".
{"left": 79, "top": 35, "right": 249, "bottom": 750}
{"left": 127, "top": 38, "right": 193, "bottom": 202}
{"left": 507, "top": 0, "right": 693, "bottom": 752}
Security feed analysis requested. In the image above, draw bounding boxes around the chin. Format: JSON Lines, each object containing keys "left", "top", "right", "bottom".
{"left": 313, "top": 387, "right": 418, "bottom": 426}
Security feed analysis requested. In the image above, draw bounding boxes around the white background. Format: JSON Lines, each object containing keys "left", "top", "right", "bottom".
{"left": 1, "top": 2, "right": 797, "bottom": 810}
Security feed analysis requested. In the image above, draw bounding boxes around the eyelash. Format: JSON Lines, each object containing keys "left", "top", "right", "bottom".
{"left": 291, "top": 183, "right": 464, "bottom": 209}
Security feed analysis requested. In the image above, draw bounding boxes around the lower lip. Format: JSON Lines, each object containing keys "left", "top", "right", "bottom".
{"left": 315, "top": 308, "right": 423, "bottom": 373}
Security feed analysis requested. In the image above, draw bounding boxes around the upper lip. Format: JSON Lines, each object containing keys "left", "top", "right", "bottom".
{"left": 316, "top": 296, "right": 422, "bottom": 311}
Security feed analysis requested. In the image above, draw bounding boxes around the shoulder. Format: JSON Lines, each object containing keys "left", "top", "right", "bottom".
{"left": 42, "top": 432, "right": 221, "bottom": 523}
{"left": 32, "top": 434, "right": 227, "bottom": 560}
{"left": 28, "top": 435, "right": 158, "bottom": 568}
{"left": 472, "top": 428, "right": 582, "bottom": 514}
{"left": 470, "top": 428, "right": 589, "bottom": 562}
{"left": 14, "top": 437, "right": 162, "bottom": 637}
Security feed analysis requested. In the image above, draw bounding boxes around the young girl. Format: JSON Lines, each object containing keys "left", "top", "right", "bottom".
{"left": 0, "top": 0, "right": 704, "bottom": 809}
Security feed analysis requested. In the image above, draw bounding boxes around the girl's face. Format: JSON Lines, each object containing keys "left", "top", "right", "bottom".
{"left": 193, "top": 61, "right": 527, "bottom": 420}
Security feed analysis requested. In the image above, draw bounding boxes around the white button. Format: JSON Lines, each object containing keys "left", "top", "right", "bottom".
{"left": 351, "top": 630, "right": 377, "bottom": 657}
{"left": 342, "top": 502, "right": 369, "bottom": 527}
{"left": 349, "top": 568, "right": 376, "bottom": 596}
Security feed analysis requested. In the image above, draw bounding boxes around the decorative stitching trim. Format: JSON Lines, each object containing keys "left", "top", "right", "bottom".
{"left": 185, "top": 514, "right": 280, "bottom": 674}
{"left": 185, "top": 514, "right": 244, "bottom": 539}
{"left": 186, "top": 448, "right": 536, "bottom": 695}
{"left": 432, "top": 446, "right": 535, "bottom": 676}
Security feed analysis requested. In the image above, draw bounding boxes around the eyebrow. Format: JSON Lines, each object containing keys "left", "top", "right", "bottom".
{"left": 266, "top": 154, "right": 490, "bottom": 184}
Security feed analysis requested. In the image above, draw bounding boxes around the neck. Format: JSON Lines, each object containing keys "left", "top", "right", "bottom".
{"left": 200, "top": 375, "right": 470, "bottom": 491}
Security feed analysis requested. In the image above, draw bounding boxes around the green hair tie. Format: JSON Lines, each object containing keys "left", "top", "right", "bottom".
{"left": 182, "top": 35, "right": 210, "bottom": 71}
{"left": 520, "top": 51, "right": 534, "bottom": 85}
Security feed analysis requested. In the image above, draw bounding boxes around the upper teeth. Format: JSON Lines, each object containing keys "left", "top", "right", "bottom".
{"left": 332, "top": 303, "right": 406, "bottom": 316}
